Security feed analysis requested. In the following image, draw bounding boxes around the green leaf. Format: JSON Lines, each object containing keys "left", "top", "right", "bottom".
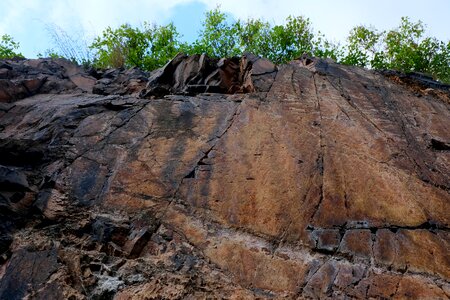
{"left": 0, "top": 34, "right": 24, "bottom": 59}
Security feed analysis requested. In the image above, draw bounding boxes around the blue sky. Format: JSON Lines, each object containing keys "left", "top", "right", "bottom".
{"left": 1, "top": 0, "right": 449, "bottom": 58}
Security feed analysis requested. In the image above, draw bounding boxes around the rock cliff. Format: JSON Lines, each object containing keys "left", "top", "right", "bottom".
{"left": 0, "top": 54, "right": 449, "bottom": 299}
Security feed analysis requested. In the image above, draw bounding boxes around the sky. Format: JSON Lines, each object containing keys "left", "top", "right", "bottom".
{"left": 1, "top": 0, "right": 449, "bottom": 58}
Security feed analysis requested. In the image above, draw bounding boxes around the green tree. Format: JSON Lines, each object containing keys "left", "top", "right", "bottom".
{"left": 235, "top": 15, "right": 321, "bottom": 64}
{"left": 312, "top": 32, "right": 343, "bottom": 62}
{"left": 278, "top": 16, "right": 314, "bottom": 61}
{"left": 0, "top": 34, "right": 23, "bottom": 59}
{"left": 384, "top": 17, "right": 427, "bottom": 72}
{"left": 342, "top": 17, "right": 450, "bottom": 83}
{"left": 342, "top": 26, "right": 385, "bottom": 68}
{"left": 37, "top": 49, "right": 65, "bottom": 60}
{"left": 90, "top": 22, "right": 182, "bottom": 70}
{"left": 236, "top": 15, "right": 342, "bottom": 64}
{"left": 189, "top": 7, "right": 240, "bottom": 58}
{"left": 255, "top": 16, "right": 315, "bottom": 64}
{"left": 383, "top": 17, "right": 450, "bottom": 82}
{"left": 235, "top": 18, "right": 272, "bottom": 58}
{"left": 427, "top": 40, "right": 450, "bottom": 83}
{"left": 144, "top": 23, "right": 187, "bottom": 70}
{"left": 50, "top": 7, "right": 449, "bottom": 83}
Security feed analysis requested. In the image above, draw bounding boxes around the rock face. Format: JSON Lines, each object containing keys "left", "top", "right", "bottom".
{"left": 0, "top": 54, "right": 449, "bottom": 299}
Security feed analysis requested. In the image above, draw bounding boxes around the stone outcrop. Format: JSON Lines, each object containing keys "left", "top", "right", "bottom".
{"left": 0, "top": 58, "right": 96, "bottom": 102}
{"left": 0, "top": 54, "right": 449, "bottom": 299}
{"left": 140, "top": 53, "right": 274, "bottom": 97}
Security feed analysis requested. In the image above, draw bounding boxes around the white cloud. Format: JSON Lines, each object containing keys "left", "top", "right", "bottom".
{"left": 0, "top": 0, "right": 39, "bottom": 33}
{"left": 0, "top": 0, "right": 196, "bottom": 56}
{"left": 1, "top": 0, "right": 194, "bottom": 37}
{"left": 62, "top": 0, "right": 193, "bottom": 34}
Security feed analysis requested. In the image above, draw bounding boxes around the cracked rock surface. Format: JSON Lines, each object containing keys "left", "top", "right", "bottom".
{"left": 0, "top": 55, "right": 449, "bottom": 299}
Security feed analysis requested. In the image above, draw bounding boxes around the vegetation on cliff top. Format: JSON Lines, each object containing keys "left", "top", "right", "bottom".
{"left": 1, "top": 8, "right": 449, "bottom": 83}
{"left": 0, "top": 34, "right": 24, "bottom": 59}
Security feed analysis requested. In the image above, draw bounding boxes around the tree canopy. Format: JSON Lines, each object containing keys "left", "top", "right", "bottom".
{"left": 1, "top": 8, "right": 449, "bottom": 83}
{"left": 341, "top": 17, "right": 450, "bottom": 83}
{"left": 89, "top": 22, "right": 184, "bottom": 70}
{"left": 0, "top": 34, "right": 23, "bottom": 59}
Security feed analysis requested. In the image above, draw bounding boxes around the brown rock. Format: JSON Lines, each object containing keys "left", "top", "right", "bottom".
{"left": 333, "top": 262, "right": 366, "bottom": 294}
{"left": 141, "top": 53, "right": 261, "bottom": 97}
{"left": 312, "top": 229, "right": 341, "bottom": 252}
{"left": 366, "top": 273, "right": 400, "bottom": 298}
{"left": 123, "top": 225, "right": 153, "bottom": 259}
{"left": 303, "top": 260, "right": 339, "bottom": 298}
{"left": 373, "top": 228, "right": 397, "bottom": 267}
{"left": 339, "top": 229, "right": 372, "bottom": 259}
{"left": 394, "top": 275, "right": 449, "bottom": 299}
{"left": 206, "top": 239, "right": 310, "bottom": 293}
{"left": 0, "top": 55, "right": 449, "bottom": 299}
{"left": 394, "top": 229, "right": 450, "bottom": 278}
{"left": 69, "top": 74, "right": 95, "bottom": 92}
{"left": 0, "top": 68, "right": 11, "bottom": 79}
{"left": 0, "top": 248, "right": 58, "bottom": 300}
{"left": 0, "top": 80, "right": 27, "bottom": 102}
{"left": 374, "top": 229, "right": 450, "bottom": 277}
{"left": 21, "top": 76, "right": 47, "bottom": 94}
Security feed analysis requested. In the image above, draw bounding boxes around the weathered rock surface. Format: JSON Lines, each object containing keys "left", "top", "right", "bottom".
{"left": 0, "top": 54, "right": 449, "bottom": 299}
{"left": 140, "top": 53, "right": 270, "bottom": 97}
{"left": 0, "top": 58, "right": 97, "bottom": 103}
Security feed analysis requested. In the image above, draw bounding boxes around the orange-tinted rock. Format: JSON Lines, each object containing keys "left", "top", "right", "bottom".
{"left": 366, "top": 273, "right": 400, "bottom": 299}
{"left": 394, "top": 229, "right": 449, "bottom": 278}
{"left": 22, "top": 76, "right": 47, "bottom": 93}
{"left": 374, "top": 228, "right": 450, "bottom": 278}
{"left": 0, "top": 55, "right": 449, "bottom": 299}
{"left": 394, "top": 275, "right": 449, "bottom": 299}
{"left": 206, "top": 239, "right": 310, "bottom": 293}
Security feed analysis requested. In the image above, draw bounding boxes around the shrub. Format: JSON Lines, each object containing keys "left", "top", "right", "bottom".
{"left": 0, "top": 34, "right": 23, "bottom": 59}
